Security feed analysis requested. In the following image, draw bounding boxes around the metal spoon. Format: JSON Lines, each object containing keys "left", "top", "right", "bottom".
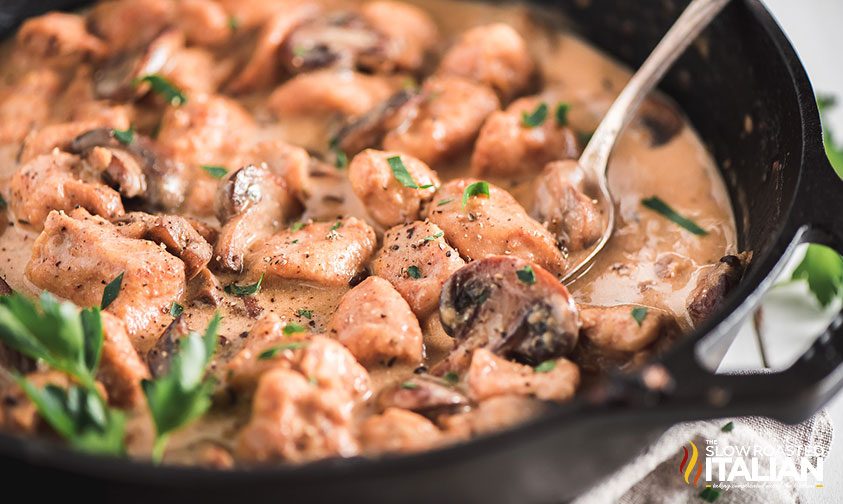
{"left": 562, "top": 0, "right": 731, "bottom": 283}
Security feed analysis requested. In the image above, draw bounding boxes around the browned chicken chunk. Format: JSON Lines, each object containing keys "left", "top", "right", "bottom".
{"left": 532, "top": 160, "right": 604, "bottom": 252}
{"left": 327, "top": 276, "right": 424, "bottom": 365}
{"left": 371, "top": 220, "right": 466, "bottom": 318}
{"left": 16, "top": 12, "right": 106, "bottom": 66}
{"left": 438, "top": 256, "right": 579, "bottom": 371}
{"left": 268, "top": 69, "right": 394, "bottom": 118}
{"left": 9, "top": 151, "right": 124, "bottom": 228}
{"left": 687, "top": 252, "right": 751, "bottom": 326}
{"left": 467, "top": 348, "right": 579, "bottom": 402}
{"left": 383, "top": 75, "right": 499, "bottom": 166}
{"left": 26, "top": 209, "right": 186, "bottom": 352}
{"left": 98, "top": 312, "right": 151, "bottom": 408}
{"left": 441, "top": 395, "right": 545, "bottom": 440}
{"left": 87, "top": 0, "right": 175, "bottom": 54}
{"left": 359, "top": 1, "right": 438, "bottom": 71}
{"left": 427, "top": 179, "right": 567, "bottom": 276}
{"left": 0, "top": 69, "right": 61, "bottom": 144}
{"left": 471, "top": 96, "right": 580, "bottom": 178}
{"left": 349, "top": 150, "right": 440, "bottom": 228}
{"left": 176, "top": 0, "right": 234, "bottom": 48}
{"left": 361, "top": 407, "right": 442, "bottom": 454}
{"left": 246, "top": 217, "right": 377, "bottom": 286}
{"left": 437, "top": 23, "right": 534, "bottom": 102}
{"left": 234, "top": 140, "right": 312, "bottom": 203}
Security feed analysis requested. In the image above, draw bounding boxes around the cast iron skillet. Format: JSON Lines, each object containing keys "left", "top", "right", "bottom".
{"left": 1, "top": 1, "right": 842, "bottom": 502}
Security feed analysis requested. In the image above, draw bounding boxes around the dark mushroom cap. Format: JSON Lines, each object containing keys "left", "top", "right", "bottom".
{"left": 93, "top": 29, "right": 183, "bottom": 101}
{"left": 377, "top": 374, "right": 469, "bottom": 417}
{"left": 439, "top": 256, "right": 579, "bottom": 365}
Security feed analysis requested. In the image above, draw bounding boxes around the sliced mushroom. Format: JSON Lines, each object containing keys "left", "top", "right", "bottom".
{"left": 687, "top": 252, "right": 751, "bottom": 326}
{"left": 214, "top": 164, "right": 298, "bottom": 272}
{"left": 187, "top": 267, "right": 224, "bottom": 307}
{"left": 331, "top": 88, "right": 416, "bottom": 157}
{"left": 147, "top": 315, "right": 191, "bottom": 378}
{"left": 93, "top": 29, "right": 183, "bottom": 101}
{"left": 437, "top": 256, "right": 579, "bottom": 371}
{"left": 377, "top": 375, "right": 469, "bottom": 418}
{"left": 636, "top": 95, "right": 685, "bottom": 147}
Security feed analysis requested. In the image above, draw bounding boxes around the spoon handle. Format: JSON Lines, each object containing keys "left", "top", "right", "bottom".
{"left": 579, "top": 0, "right": 731, "bottom": 175}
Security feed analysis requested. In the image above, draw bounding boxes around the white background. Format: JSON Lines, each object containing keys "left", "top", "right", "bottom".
{"left": 720, "top": 1, "right": 842, "bottom": 502}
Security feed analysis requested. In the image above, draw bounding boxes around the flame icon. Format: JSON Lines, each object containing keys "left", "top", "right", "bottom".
{"left": 679, "top": 441, "right": 703, "bottom": 486}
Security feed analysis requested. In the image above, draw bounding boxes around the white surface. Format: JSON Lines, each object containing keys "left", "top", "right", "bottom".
{"left": 719, "top": 1, "right": 843, "bottom": 501}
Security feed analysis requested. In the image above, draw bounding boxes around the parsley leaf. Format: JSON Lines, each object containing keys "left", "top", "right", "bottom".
{"left": 201, "top": 165, "right": 228, "bottom": 179}
{"left": 642, "top": 196, "right": 707, "bottom": 236}
{"left": 258, "top": 341, "right": 308, "bottom": 360}
{"left": 721, "top": 421, "right": 734, "bottom": 433}
{"left": 699, "top": 487, "right": 721, "bottom": 502}
{"left": 437, "top": 198, "right": 453, "bottom": 206}
{"left": 631, "top": 306, "right": 648, "bottom": 326}
{"left": 112, "top": 126, "right": 134, "bottom": 145}
{"left": 169, "top": 302, "right": 184, "bottom": 317}
{"left": 443, "top": 371, "right": 459, "bottom": 385}
{"left": 0, "top": 194, "right": 6, "bottom": 209}
{"left": 516, "top": 265, "right": 536, "bottom": 285}
{"left": 225, "top": 274, "right": 264, "bottom": 297}
{"left": 142, "top": 312, "right": 221, "bottom": 462}
{"left": 462, "top": 181, "right": 490, "bottom": 208}
{"left": 791, "top": 244, "right": 843, "bottom": 307}
{"left": 522, "top": 102, "right": 548, "bottom": 128}
{"left": 555, "top": 102, "right": 570, "bottom": 127}
{"left": 400, "top": 381, "right": 419, "bottom": 390}
{"left": 330, "top": 221, "right": 343, "bottom": 231}
{"left": 101, "top": 272, "right": 124, "bottom": 309}
{"left": 406, "top": 265, "right": 422, "bottom": 279}
{"left": 534, "top": 360, "right": 556, "bottom": 373}
{"left": 135, "top": 74, "right": 187, "bottom": 106}
{"left": 423, "top": 231, "right": 444, "bottom": 242}
{"left": 227, "top": 16, "right": 240, "bottom": 32}
{"left": 290, "top": 221, "right": 306, "bottom": 232}
{"left": 283, "top": 323, "right": 306, "bottom": 335}
{"left": 387, "top": 155, "right": 422, "bottom": 189}
{"left": 295, "top": 308, "right": 313, "bottom": 319}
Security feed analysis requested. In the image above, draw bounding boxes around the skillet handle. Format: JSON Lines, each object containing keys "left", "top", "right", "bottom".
{"left": 653, "top": 151, "right": 843, "bottom": 424}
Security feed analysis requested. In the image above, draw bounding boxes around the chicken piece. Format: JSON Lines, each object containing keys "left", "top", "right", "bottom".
{"left": 268, "top": 69, "right": 393, "bottom": 118}
{"left": 214, "top": 164, "right": 298, "bottom": 272}
{"left": 246, "top": 217, "right": 377, "bottom": 286}
{"left": 437, "top": 256, "right": 579, "bottom": 372}
{"left": 216, "top": 0, "right": 299, "bottom": 29}
{"left": 0, "top": 370, "right": 74, "bottom": 434}
{"left": 87, "top": 0, "right": 175, "bottom": 54}
{"left": 471, "top": 97, "right": 580, "bottom": 178}
{"left": 19, "top": 120, "right": 123, "bottom": 164}
{"left": 8, "top": 151, "right": 124, "bottom": 229}
{"left": 225, "top": 314, "right": 294, "bottom": 390}
{"left": 441, "top": 395, "right": 545, "bottom": 439}
{"left": 359, "top": 1, "right": 438, "bottom": 72}
{"left": 377, "top": 375, "right": 469, "bottom": 418}
{"left": 427, "top": 179, "right": 566, "bottom": 276}
{"left": 227, "top": 5, "right": 318, "bottom": 93}
{"left": 234, "top": 140, "right": 312, "bottom": 203}
{"left": 576, "top": 304, "right": 682, "bottom": 374}
{"left": 327, "top": 277, "right": 423, "bottom": 365}
{"left": 687, "top": 253, "right": 751, "bottom": 326}
{"left": 16, "top": 12, "right": 106, "bottom": 66}
{"left": 162, "top": 47, "right": 220, "bottom": 95}
{"left": 0, "top": 69, "right": 62, "bottom": 144}
{"left": 467, "top": 349, "right": 579, "bottom": 403}
{"left": 348, "top": 150, "right": 439, "bottom": 228}
{"left": 437, "top": 23, "right": 534, "bottom": 102}
{"left": 383, "top": 75, "right": 499, "bottom": 166}
{"left": 156, "top": 93, "right": 254, "bottom": 168}
{"left": 98, "top": 312, "right": 150, "bottom": 408}
{"left": 236, "top": 367, "right": 360, "bottom": 463}
{"left": 186, "top": 268, "right": 224, "bottom": 307}
{"left": 176, "top": 0, "right": 233, "bottom": 47}
{"left": 113, "top": 212, "right": 213, "bottom": 280}
{"left": 361, "top": 408, "right": 442, "bottom": 454}
{"left": 533, "top": 160, "right": 603, "bottom": 252}
{"left": 26, "top": 209, "right": 186, "bottom": 353}
{"left": 371, "top": 220, "right": 465, "bottom": 318}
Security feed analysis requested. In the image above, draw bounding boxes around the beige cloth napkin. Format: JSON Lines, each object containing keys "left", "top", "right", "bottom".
{"left": 574, "top": 412, "right": 833, "bottom": 504}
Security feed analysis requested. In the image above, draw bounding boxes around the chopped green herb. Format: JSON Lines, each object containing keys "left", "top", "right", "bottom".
{"left": 418, "top": 184, "right": 434, "bottom": 189}
{"left": 227, "top": 16, "right": 240, "bottom": 32}
{"left": 406, "top": 265, "right": 422, "bottom": 279}
{"left": 521, "top": 102, "right": 548, "bottom": 128}
{"left": 462, "top": 181, "right": 490, "bottom": 208}
{"left": 334, "top": 148, "right": 348, "bottom": 169}
{"left": 292, "top": 45, "right": 309, "bottom": 57}
{"left": 258, "top": 341, "right": 308, "bottom": 360}
{"left": 224, "top": 273, "right": 264, "bottom": 297}
{"left": 296, "top": 308, "right": 313, "bottom": 319}
{"left": 577, "top": 130, "right": 594, "bottom": 146}
{"left": 437, "top": 198, "right": 454, "bottom": 206}
{"left": 135, "top": 74, "right": 187, "bottom": 106}
{"left": 201, "top": 165, "right": 228, "bottom": 179}
{"left": 101, "top": 272, "right": 124, "bottom": 309}
{"left": 792, "top": 244, "right": 843, "bottom": 307}
{"left": 283, "top": 323, "right": 306, "bottom": 335}
{"left": 142, "top": 313, "right": 221, "bottom": 463}
{"left": 400, "top": 381, "right": 419, "bottom": 390}
{"left": 169, "top": 302, "right": 184, "bottom": 318}
{"left": 330, "top": 221, "right": 342, "bottom": 231}
{"left": 423, "top": 231, "right": 444, "bottom": 242}
{"left": 555, "top": 103, "right": 570, "bottom": 127}
{"left": 0, "top": 194, "right": 6, "bottom": 209}
{"left": 721, "top": 421, "right": 734, "bottom": 433}
{"left": 699, "top": 487, "right": 721, "bottom": 502}
{"left": 291, "top": 239, "right": 299, "bottom": 244}
{"left": 443, "top": 372, "right": 459, "bottom": 385}
{"left": 631, "top": 307, "right": 648, "bottom": 326}
{"left": 387, "top": 155, "right": 422, "bottom": 189}
{"left": 641, "top": 196, "right": 707, "bottom": 236}
{"left": 516, "top": 265, "right": 536, "bottom": 285}
{"left": 534, "top": 360, "right": 556, "bottom": 373}
{"left": 290, "top": 221, "right": 306, "bottom": 232}
{"left": 112, "top": 126, "right": 134, "bottom": 145}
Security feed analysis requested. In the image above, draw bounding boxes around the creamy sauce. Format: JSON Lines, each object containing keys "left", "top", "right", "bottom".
{"left": 0, "top": 0, "right": 735, "bottom": 463}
